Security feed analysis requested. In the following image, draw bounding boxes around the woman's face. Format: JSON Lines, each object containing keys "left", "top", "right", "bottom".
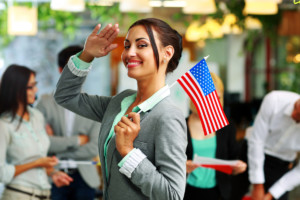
{"left": 121, "top": 25, "right": 162, "bottom": 80}
{"left": 26, "top": 73, "right": 38, "bottom": 105}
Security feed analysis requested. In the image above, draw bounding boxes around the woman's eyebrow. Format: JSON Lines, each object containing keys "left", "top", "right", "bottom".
{"left": 125, "top": 37, "right": 149, "bottom": 43}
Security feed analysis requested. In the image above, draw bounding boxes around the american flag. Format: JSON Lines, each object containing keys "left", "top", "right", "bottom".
{"left": 177, "top": 59, "right": 229, "bottom": 135}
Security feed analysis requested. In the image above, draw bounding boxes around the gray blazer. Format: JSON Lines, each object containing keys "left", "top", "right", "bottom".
{"left": 36, "top": 94, "right": 101, "bottom": 188}
{"left": 54, "top": 66, "right": 187, "bottom": 200}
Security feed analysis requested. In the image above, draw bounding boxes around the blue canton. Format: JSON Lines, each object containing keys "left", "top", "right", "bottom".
{"left": 189, "top": 59, "right": 215, "bottom": 96}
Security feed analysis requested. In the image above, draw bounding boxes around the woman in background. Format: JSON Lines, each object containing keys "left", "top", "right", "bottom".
{"left": 184, "top": 72, "right": 247, "bottom": 200}
{"left": 0, "top": 65, "right": 72, "bottom": 200}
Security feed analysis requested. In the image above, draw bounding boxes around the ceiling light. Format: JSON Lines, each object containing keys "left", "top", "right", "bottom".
{"left": 163, "top": 1, "right": 186, "bottom": 7}
{"left": 149, "top": 0, "right": 162, "bottom": 7}
{"left": 183, "top": 0, "right": 217, "bottom": 14}
{"left": 50, "top": 0, "right": 86, "bottom": 12}
{"left": 119, "top": 0, "right": 152, "bottom": 13}
{"left": 244, "top": 1, "right": 278, "bottom": 15}
{"left": 8, "top": 6, "right": 38, "bottom": 36}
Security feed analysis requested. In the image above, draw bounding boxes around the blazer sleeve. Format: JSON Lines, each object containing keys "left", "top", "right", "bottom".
{"left": 130, "top": 108, "right": 187, "bottom": 200}
{"left": 56, "top": 121, "right": 100, "bottom": 160}
{"left": 36, "top": 96, "right": 80, "bottom": 153}
{"left": 54, "top": 63, "right": 112, "bottom": 123}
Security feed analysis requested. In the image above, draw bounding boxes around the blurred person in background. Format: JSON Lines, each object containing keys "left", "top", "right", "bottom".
{"left": 36, "top": 45, "right": 101, "bottom": 200}
{"left": 248, "top": 90, "right": 300, "bottom": 200}
{"left": 184, "top": 72, "right": 247, "bottom": 200}
{"left": 0, "top": 65, "right": 72, "bottom": 200}
{"left": 54, "top": 18, "right": 187, "bottom": 199}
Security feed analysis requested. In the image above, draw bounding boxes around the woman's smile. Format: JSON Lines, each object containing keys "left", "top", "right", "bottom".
{"left": 127, "top": 59, "right": 143, "bottom": 68}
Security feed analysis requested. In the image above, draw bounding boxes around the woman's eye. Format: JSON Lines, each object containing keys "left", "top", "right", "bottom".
{"left": 124, "top": 45, "right": 130, "bottom": 49}
{"left": 138, "top": 44, "right": 148, "bottom": 48}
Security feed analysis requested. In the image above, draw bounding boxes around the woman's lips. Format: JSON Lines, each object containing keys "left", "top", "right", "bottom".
{"left": 127, "top": 60, "right": 142, "bottom": 68}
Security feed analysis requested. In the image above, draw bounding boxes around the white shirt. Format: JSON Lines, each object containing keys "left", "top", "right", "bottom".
{"left": 248, "top": 90, "right": 300, "bottom": 199}
{"left": 59, "top": 109, "right": 77, "bottom": 169}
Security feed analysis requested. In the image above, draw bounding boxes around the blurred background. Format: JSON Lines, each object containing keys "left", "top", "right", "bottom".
{"left": 0, "top": 0, "right": 299, "bottom": 198}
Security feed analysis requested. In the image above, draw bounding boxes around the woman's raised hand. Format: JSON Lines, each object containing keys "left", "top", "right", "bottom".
{"left": 80, "top": 23, "right": 119, "bottom": 62}
{"left": 115, "top": 112, "right": 140, "bottom": 157}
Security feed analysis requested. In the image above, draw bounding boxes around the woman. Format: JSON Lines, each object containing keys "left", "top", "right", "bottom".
{"left": 54, "top": 18, "right": 187, "bottom": 199}
{"left": 184, "top": 72, "right": 247, "bottom": 200}
{"left": 0, "top": 65, "right": 73, "bottom": 200}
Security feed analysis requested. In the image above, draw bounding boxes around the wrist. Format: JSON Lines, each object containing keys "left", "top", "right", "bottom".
{"left": 79, "top": 50, "right": 94, "bottom": 63}
{"left": 120, "top": 147, "right": 134, "bottom": 158}
{"left": 49, "top": 170, "right": 59, "bottom": 177}
{"left": 253, "top": 184, "right": 264, "bottom": 189}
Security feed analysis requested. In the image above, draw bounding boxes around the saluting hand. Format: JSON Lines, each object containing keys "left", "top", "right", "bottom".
{"left": 80, "top": 23, "right": 119, "bottom": 62}
{"left": 115, "top": 112, "right": 140, "bottom": 157}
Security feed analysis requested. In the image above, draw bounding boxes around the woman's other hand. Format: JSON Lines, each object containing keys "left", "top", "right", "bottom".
{"left": 232, "top": 160, "right": 247, "bottom": 175}
{"left": 35, "top": 156, "right": 59, "bottom": 168}
{"left": 186, "top": 160, "right": 201, "bottom": 173}
{"left": 115, "top": 112, "right": 140, "bottom": 157}
{"left": 51, "top": 171, "right": 73, "bottom": 187}
{"left": 80, "top": 23, "right": 119, "bottom": 62}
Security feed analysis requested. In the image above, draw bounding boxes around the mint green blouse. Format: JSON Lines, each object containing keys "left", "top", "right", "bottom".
{"left": 187, "top": 135, "right": 217, "bottom": 188}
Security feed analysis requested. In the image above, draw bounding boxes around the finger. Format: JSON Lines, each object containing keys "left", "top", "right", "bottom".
{"left": 128, "top": 112, "right": 140, "bottom": 124}
{"left": 106, "top": 25, "right": 119, "bottom": 42}
{"left": 117, "top": 121, "right": 127, "bottom": 129}
{"left": 120, "top": 116, "right": 135, "bottom": 126}
{"left": 114, "top": 125, "right": 123, "bottom": 133}
{"left": 105, "top": 44, "right": 118, "bottom": 53}
{"left": 103, "top": 24, "right": 118, "bottom": 39}
{"left": 98, "top": 24, "right": 112, "bottom": 37}
{"left": 91, "top": 24, "right": 101, "bottom": 35}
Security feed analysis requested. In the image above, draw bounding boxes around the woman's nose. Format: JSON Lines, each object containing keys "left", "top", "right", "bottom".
{"left": 127, "top": 46, "right": 137, "bottom": 57}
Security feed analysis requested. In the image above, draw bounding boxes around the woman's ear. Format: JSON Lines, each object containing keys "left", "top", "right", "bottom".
{"left": 164, "top": 45, "right": 174, "bottom": 62}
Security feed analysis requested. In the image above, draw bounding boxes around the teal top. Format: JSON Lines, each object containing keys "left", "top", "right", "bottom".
{"left": 71, "top": 52, "right": 171, "bottom": 179}
{"left": 187, "top": 135, "right": 217, "bottom": 188}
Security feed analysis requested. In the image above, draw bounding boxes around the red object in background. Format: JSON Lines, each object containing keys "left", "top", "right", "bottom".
{"left": 242, "top": 195, "right": 251, "bottom": 200}
{"left": 200, "top": 164, "right": 233, "bottom": 174}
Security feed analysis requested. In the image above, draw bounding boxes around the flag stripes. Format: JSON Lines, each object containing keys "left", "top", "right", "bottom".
{"left": 178, "top": 71, "right": 229, "bottom": 135}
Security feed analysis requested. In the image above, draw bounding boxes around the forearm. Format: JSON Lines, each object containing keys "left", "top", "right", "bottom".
{"left": 269, "top": 164, "right": 300, "bottom": 199}
{"left": 48, "top": 136, "right": 79, "bottom": 153}
{"left": 14, "top": 160, "right": 41, "bottom": 177}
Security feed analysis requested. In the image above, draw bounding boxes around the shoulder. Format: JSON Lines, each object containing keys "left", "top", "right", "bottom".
{"left": 37, "top": 93, "right": 55, "bottom": 103}
{"left": 264, "top": 90, "right": 299, "bottom": 109}
{"left": 153, "top": 97, "right": 185, "bottom": 120}
{"left": 28, "top": 107, "right": 45, "bottom": 121}
{"left": 265, "top": 90, "right": 299, "bottom": 101}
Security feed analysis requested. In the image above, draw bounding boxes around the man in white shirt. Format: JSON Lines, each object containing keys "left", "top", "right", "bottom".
{"left": 248, "top": 90, "right": 300, "bottom": 200}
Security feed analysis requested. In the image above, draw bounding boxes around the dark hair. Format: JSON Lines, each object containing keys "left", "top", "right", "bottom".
{"left": 58, "top": 45, "right": 83, "bottom": 68}
{"left": 129, "top": 18, "right": 182, "bottom": 74}
{"left": 0, "top": 64, "right": 36, "bottom": 127}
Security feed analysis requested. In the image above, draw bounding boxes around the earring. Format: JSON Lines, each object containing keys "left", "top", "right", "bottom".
{"left": 163, "top": 59, "right": 166, "bottom": 64}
